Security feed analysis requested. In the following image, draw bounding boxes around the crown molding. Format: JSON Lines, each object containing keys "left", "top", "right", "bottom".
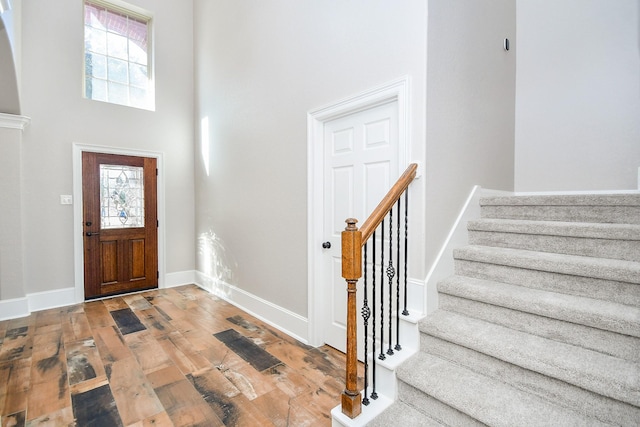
{"left": 0, "top": 113, "right": 31, "bottom": 130}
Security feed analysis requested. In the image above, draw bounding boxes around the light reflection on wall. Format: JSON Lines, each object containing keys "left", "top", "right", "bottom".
{"left": 197, "top": 229, "right": 237, "bottom": 292}
{"left": 200, "top": 116, "right": 210, "bottom": 176}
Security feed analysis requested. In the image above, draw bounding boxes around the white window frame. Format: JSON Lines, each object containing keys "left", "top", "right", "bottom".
{"left": 83, "top": 0, "right": 155, "bottom": 110}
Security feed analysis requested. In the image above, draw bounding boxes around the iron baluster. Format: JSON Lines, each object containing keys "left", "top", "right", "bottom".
{"left": 362, "top": 242, "right": 370, "bottom": 406}
{"left": 378, "top": 220, "right": 386, "bottom": 361}
{"left": 395, "top": 198, "right": 402, "bottom": 351}
{"left": 402, "top": 190, "right": 410, "bottom": 316}
{"left": 370, "top": 231, "right": 378, "bottom": 400}
{"left": 387, "top": 208, "right": 395, "bottom": 356}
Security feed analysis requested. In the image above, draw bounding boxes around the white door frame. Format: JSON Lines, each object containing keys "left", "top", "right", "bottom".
{"left": 72, "top": 143, "right": 166, "bottom": 303}
{"left": 307, "top": 76, "right": 411, "bottom": 347}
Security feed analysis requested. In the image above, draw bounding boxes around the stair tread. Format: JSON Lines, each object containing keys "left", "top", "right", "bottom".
{"left": 454, "top": 245, "right": 640, "bottom": 284}
{"left": 438, "top": 275, "right": 640, "bottom": 337}
{"left": 419, "top": 310, "right": 640, "bottom": 406}
{"left": 480, "top": 194, "right": 640, "bottom": 207}
{"left": 397, "top": 352, "right": 612, "bottom": 427}
{"left": 468, "top": 218, "right": 640, "bottom": 240}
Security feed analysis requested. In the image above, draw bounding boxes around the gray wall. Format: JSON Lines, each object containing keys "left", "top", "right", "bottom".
{"left": 425, "top": 0, "right": 517, "bottom": 266}
{"left": 515, "top": 0, "right": 640, "bottom": 192}
{"left": 194, "top": 0, "right": 428, "bottom": 317}
{"left": 194, "top": 0, "right": 518, "bottom": 319}
{"left": 11, "top": 0, "right": 195, "bottom": 297}
{"left": 0, "top": 126, "right": 25, "bottom": 300}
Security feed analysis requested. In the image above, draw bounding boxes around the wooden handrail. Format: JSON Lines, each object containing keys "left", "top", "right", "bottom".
{"left": 359, "top": 163, "right": 418, "bottom": 243}
{"left": 340, "top": 163, "right": 418, "bottom": 419}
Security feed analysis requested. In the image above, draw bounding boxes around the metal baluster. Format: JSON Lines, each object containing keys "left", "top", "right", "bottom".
{"left": 370, "top": 231, "right": 378, "bottom": 400}
{"left": 386, "top": 208, "right": 395, "bottom": 356}
{"left": 395, "top": 198, "right": 402, "bottom": 351}
{"left": 378, "top": 220, "right": 386, "bottom": 361}
{"left": 362, "top": 242, "right": 370, "bottom": 406}
{"left": 402, "top": 190, "right": 410, "bottom": 316}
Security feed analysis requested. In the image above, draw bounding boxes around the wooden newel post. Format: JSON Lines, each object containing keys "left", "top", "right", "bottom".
{"left": 341, "top": 218, "right": 362, "bottom": 418}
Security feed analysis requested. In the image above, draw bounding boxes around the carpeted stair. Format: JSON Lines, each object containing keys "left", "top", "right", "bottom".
{"left": 370, "top": 194, "right": 640, "bottom": 426}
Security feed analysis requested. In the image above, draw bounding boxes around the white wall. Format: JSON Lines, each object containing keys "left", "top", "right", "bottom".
{"left": 425, "top": 0, "right": 516, "bottom": 273}
{"left": 194, "top": 0, "right": 427, "bottom": 320}
{"left": 14, "top": 0, "right": 195, "bottom": 297}
{"left": 515, "top": 0, "right": 640, "bottom": 192}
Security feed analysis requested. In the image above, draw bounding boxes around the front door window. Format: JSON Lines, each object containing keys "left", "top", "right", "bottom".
{"left": 100, "top": 164, "right": 145, "bottom": 229}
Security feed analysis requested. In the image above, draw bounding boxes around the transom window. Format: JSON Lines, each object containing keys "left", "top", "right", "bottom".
{"left": 83, "top": 0, "right": 154, "bottom": 110}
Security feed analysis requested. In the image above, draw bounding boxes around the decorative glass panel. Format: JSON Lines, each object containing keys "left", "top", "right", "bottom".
{"left": 100, "top": 164, "right": 144, "bottom": 229}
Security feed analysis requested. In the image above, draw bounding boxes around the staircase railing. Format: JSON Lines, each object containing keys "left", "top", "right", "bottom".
{"left": 340, "top": 163, "right": 418, "bottom": 418}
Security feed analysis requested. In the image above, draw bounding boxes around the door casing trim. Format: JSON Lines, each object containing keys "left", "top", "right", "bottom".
{"left": 306, "top": 76, "right": 411, "bottom": 346}
{"left": 72, "top": 143, "right": 166, "bottom": 303}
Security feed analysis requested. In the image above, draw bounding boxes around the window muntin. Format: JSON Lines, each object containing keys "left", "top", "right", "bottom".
{"left": 84, "top": 1, "right": 154, "bottom": 110}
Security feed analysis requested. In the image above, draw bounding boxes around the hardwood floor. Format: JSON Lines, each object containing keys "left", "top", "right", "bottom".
{"left": 0, "top": 285, "right": 355, "bottom": 426}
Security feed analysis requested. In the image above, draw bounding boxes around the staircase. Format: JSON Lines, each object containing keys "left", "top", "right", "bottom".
{"left": 370, "top": 194, "right": 640, "bottom": 426}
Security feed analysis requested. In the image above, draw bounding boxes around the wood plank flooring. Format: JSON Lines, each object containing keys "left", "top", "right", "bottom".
{"left": 0, "top": 285, "right": 358, "bottom": 426}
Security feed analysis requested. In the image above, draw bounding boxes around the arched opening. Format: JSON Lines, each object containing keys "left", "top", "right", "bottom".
{"left": 0, "top": 13, "right": 21, "bottom": 114}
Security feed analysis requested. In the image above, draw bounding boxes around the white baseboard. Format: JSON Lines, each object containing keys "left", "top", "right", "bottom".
{"left": 28, "top": 287, "right": 76, "bottom": 312}
{"left": 195, "top": 271, "right": 309, "bottom": 344}
{"left": 0, "top": 286, "right": 77, "bottom": 321}
{"left": 165, "top": 270, "right": 196, "bottom": 288}
{"left": 0, "top": 296, "right": 29, "bottom": 321}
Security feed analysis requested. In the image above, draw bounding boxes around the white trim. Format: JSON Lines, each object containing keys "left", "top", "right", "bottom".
{"left": 28, "top": 287, "right": 76, "bottom": 312}
{"left": 307, "top": 76, "right": 411, "bottom": 347}
{"left": 405, "top": 277, "right": 426, "bottom": 316}
{"left": 0, "top": 113, "right": 30, "bottom": 130}
{"left": 331, "top": 395, "right": 393, "bottom": 427}
{"left": 423, "top": 186, "right": 512, "bottom": 314}
{"left": 0, "top": 286, "right": 77, "bottom": 320}
{"left": 0, "top": 297, "right": 29, "bottom": 321}
{"left": 165, "top": 270, "right": 196, "bottom": 288}
{"left": 514, "top": 189, "right": 640, "bottom": 196}
{"left": 195, "top": 271, "right": 309, "bottom": 344}
{"left": 72, "top": 143, "right": 166, "bottom": 303}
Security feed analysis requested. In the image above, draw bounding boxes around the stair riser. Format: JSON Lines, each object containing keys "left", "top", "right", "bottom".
{"left": 455, "top": 259, "right": 640, "bottom": 306}
{"left": 420, "top": 313, "right": 639, "bottom": 407}
{"left": 438, "top": 294, "right": 640, "bottom": 361}
{"left": 419, "top": 334, "right": 640, "bottom": 427}
{"left": 437, "top": 277, "right": 640, "bottom": 338}
{"left": 468, "top": 230, "right": 640, "bottom": 262}
{"left": 481, "top": 205, "right": 640, "bottom": 224}
{"left": 454, "top": 246, "right": 640, "bottom": 284}
{"left": 398, "top": 351, "right": 610, "bottom": 427}
{"left": 396, "top": 381, "right": 485, "bottom": 427}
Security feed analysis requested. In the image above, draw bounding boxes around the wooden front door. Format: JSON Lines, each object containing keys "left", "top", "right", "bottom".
{"left": 82, "top": 152, "right": 158, "bottom": 299}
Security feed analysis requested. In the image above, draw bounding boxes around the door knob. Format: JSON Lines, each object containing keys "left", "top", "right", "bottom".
{"left": 85, "top": 221, "right": 92, "bottom": 226}
{"left": 322, "top": 241, "right": 331, "bottom": 249}
{"left": 86, "top": 232, "right": 100, "bottom": 237}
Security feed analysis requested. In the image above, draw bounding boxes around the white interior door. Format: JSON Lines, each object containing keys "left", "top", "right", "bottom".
{"left": 322, "top": 100, "right": 399, "bottom": 355}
